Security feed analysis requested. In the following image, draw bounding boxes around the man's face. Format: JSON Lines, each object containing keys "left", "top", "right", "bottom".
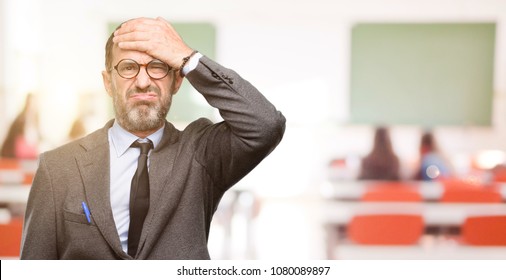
{"left": 102, "top": 45, "right": 182, "bottom": 133}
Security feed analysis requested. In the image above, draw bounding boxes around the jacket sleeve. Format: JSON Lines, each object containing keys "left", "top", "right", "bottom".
{"left": 20, "top": 153, "right": 58, "bottom": 259}
{"left": 185, "top": 56, "right": 286, "bottom": 190}
{"left": 187, "top": 56, "right": 285, "bottom": 189}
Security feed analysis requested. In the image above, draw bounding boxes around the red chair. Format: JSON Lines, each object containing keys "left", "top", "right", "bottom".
{"left": 0, "top": 218, "right": 24, "bottom": 257}
{"left": 441, "top": 187, "right": 502, "bottom": 203}
{"left": 362, "top": 182, "right": 422, "bottom": 202}
{"left": 348, "top": 214, "right": 424, "bottom": 245}
{"left": 23, "top": 173, "right": 35, "bottom": 185}
{"left": 462, "top": 216, "right": 506, "bottom": 246}
{"left": 491, "top": 165, "right": 506, "bottom": 182}
{"left": 0, "top": 158, "right": 20, "bottom": 170}
{"left": 440, "top": 178, "right": 502, "bottom": 203}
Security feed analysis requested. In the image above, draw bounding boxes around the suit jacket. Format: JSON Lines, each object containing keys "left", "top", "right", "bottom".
{"left": 20, "top": 56, "right": 285, "bottom": 259}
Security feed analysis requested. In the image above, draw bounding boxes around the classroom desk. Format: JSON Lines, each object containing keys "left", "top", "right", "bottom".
{"left": 0, "top": 159, "right": 37, "bottom": 185}
{"left": 0, "top": 170, "right": 24, "bottom": 184}
{"left": 323, "top": 201, "right": 506, "bottom": 226}
{"left": 323, "top": 201, "right": 506, "bottom": 259}
{"left": 334, "top": 244, "right": 506, "bottom": 260}
{"left": 0, "top": 208, "right": 11, "bottom": 224}
{"left": 0, "top": 185, "right": 30, "bottom": 204}
{"left": 320, "top": 180, "right": 506, "bottom": 201}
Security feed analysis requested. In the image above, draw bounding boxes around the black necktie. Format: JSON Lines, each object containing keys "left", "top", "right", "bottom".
{"left": 128, "top": 140, "right": 153, "bottom": 257}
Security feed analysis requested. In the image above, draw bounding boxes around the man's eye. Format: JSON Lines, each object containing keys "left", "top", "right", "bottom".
{"left": 150, "top": 63, "right": 168, "bottom": 70}
{"left": 120, "top": 64, "right": 137, "bottom": 71}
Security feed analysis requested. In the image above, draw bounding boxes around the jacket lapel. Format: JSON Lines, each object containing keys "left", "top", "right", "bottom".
{"left": 147, "top": 122, "right": 180, "bottom": 212}
{"left": 75, "top": 120, "right": 131, "bottom": 259}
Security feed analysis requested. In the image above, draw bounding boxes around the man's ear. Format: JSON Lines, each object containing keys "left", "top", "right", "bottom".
{"left": 171, "top": 74, "right": 184, "bottom": 95}
{"left": 102, "top": 70, "right": 113, "bottom": 97}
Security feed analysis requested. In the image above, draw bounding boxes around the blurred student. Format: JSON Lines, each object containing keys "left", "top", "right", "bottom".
{"left": 358, "top": 127, "right": 400, "bottom": 180}
{"left": 1, "top": 94, "right": 40, "bottom": 159}
{"left": 413, "top": 131, "right": 452, "bottom": 181}
{"left": 67, "top": 117, "right": 87, "bottom": 141}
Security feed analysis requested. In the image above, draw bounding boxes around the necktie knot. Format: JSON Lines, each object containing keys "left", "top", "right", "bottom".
{"left": 131, "top": 140, "right": 153, "bottom": 155}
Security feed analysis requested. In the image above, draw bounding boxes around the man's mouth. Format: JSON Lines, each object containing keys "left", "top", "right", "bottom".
{"left": 129, "top": 93, "right": 158, "bottom": 101}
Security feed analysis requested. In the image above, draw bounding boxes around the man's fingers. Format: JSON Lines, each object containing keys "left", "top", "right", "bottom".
{"left": 113, "top": 31, "right": 152, "bottom": 44}
{"left": 116, "top": 41, "right": 151, "bottom": 52}
{"left": 155, "top": 17, "right": 175, "bottom": 30}
{"left": 115, "top": 18, "right": 163, "bottom": 36}
{"left": 114, "top": 24, "right": 154, "bottom": 36}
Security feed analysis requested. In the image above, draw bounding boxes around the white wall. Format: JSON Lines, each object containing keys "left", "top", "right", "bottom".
{"left": 1, "top": 0, "right": 506, "bottom": 193}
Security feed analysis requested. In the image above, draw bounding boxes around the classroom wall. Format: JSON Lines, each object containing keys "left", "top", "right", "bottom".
{"left": 1, "top": 0, "right": 506, "bottom": 195}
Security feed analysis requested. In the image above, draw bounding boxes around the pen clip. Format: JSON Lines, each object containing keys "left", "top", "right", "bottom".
{"left": 81, "top": 201, "right": 92, "bottom": 224}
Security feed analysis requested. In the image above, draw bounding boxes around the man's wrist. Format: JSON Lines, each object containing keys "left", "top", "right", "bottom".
{"left": 181, "top": 52, "right": 203, "bottom": 77}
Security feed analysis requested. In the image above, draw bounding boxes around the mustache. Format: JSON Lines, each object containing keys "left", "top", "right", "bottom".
{"left": 126, "top": 86, "right": 161, "bottom": 97}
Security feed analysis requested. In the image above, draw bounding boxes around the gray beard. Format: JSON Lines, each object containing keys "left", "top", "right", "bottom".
{"left": 113, "top": 94, "right": 171, "bottom": 133}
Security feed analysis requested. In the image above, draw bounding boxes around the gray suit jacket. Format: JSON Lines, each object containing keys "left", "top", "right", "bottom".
{"left": 20, "top": 56, "right": 285, "bottom": 259}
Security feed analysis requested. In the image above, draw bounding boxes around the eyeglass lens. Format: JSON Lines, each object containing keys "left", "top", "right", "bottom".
{"left": 116, "top": 59, "right": 170, "bottom": 79}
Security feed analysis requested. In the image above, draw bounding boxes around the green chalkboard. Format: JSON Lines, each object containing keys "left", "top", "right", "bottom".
{"left": 169, "top": 22, "right": 216, "bottom": 122}
{"left": 107, "top": 21, "right": 216, "bottom": 122}
{"left": 350, "top": 23, "right": 495, "bottom": 126}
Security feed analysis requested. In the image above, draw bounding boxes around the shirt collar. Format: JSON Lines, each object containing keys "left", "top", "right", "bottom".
{"left": 109, "top": 120, "right": 164, "bottom": 157}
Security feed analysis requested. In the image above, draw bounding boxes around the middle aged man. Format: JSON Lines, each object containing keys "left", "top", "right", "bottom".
{"left": 21, "top": 17, "right": 285, "bottom": 259}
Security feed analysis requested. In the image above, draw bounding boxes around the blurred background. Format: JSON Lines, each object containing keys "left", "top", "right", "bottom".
{"left": 2, "top": 0, "right": 506, "bottom": 259}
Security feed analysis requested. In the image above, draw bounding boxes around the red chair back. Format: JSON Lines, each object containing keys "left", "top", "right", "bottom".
{"left": 362, "top": 183, "right": 422, "bottom": 202}
{"left": 441, "top": 188, "right": 502, "bottom": 203}
{"left": 462, "top": 216, "right": 506, "bottom": 246}
{"left": 0, "top": 218, "right": 24, "bottom": 257}
{"left": 348, "top": 214, "right": 423, "bottom": 245}
{"left": 0, "top": 158, "right": 20, "bottom": 170}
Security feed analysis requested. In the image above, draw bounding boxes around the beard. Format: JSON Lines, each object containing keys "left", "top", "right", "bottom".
{"left": 111, "top": 84, "right": 173, "bottom": 133}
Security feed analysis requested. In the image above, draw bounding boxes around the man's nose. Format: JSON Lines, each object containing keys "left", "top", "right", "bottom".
{"left": 134, "top": 67, "right": 152, "bottom": 89}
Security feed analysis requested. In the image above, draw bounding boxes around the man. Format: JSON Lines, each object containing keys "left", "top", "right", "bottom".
{"left": 20, "top": 17, "right": 285, "bottom": 259}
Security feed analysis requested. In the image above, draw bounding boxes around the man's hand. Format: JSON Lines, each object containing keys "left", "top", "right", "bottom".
{"left": 113, "top": 17, "right": 194, "bottom": 70}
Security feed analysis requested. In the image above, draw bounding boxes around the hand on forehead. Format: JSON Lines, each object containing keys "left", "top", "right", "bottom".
{"left": 112, "top": 17, "right": 194, "bottom": 69}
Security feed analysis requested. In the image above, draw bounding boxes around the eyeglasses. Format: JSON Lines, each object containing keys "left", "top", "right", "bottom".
{"left": 112, "top": 59, "right": 172, "bottom": 79}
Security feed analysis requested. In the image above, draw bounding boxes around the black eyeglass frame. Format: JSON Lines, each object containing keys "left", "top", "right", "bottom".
{"left": 112, "top": 59, "right": 173, "bottom": 80}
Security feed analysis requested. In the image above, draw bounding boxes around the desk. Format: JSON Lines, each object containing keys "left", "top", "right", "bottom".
{"left": 0, "top": 209, "right": 11, "bottom": 224}
{"left": 0, "top": 159, "right": 37, "bottom": 185}
{"left": 334, "top": 244, "right": 506, "bottom": 260}
{"left": 323, "top": 201, "right": 506, "bottom": 259}
{"left": 0, "top": 170, "right": 26, "bottom": 184}
{"left": 0, "top": 185, "right": 31, "bottom": 204}
{"left": 320, "top": 180, "right": 506, "bottom": 201}
{"left": 323, "top": 201, "right": 506, "bottom": 226}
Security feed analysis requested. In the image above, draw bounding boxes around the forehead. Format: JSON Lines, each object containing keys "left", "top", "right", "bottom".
{"left": 111, "top": 44, "right": 155, "bottom": 65}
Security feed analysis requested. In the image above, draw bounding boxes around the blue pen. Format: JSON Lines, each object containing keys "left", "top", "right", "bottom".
{"left": 81, "top": 201, "right": 91, "bottom": 224}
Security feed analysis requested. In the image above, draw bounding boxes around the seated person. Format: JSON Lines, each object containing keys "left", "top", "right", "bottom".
{"left": 414, "top": 131, "right": 452, "bottom": 181}
{"left": 358, "top": 127, "right": 400, "bottom": 181}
